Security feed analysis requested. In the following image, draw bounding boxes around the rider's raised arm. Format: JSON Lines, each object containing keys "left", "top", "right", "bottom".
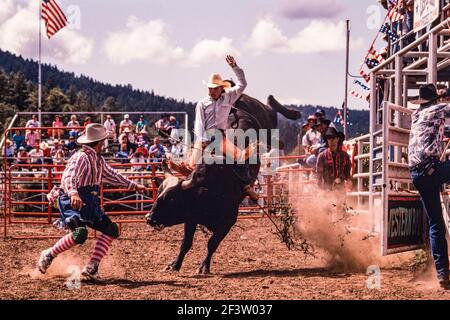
{"left": 224, "top": 56, "right": 247, "bottom": 106}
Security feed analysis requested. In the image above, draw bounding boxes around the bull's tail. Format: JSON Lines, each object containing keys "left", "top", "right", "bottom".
{"left": 267, "top": 95, "right": 301, "bottom": 121}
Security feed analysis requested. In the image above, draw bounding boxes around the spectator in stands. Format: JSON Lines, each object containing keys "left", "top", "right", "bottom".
{"left": 116, "top": 135, "right": 133, "bottom": 163}
{"left": 162, "top": 140, "right": 173, "bottom": 158}
{"left": 29, "top": 143, "right": 44, "bottom": 165}
{"left": 400, "top": 0, "right": 414, "bottom": 35}
{"left": 316, "top": 127, "right": 351, "bottom": 191}
{"left": 103, "top": 115, "right": 116, "bottom": 152}
{"left": 53, "top": 146, "right": 66, "bottom": 179}
{"left": 303, "top": 120, "right": 321, "bottom": 151}
{"left": 168, "top": 115, "right": 180, "bottom": 131}
{"left": 120, "top": 114, "right": 133, "bottom": 133}
{"left": 136, "top": 131, "right": 149, "bottom": 146}
{"left": 83, "top": 117, "right": 91, "bottom": 127}
{"left": 298, "top": 121, "right": 311, "bottom": 159}
{"left": 12, "top": 129, "right": 25, "bottom": 150}
{"left": 130, "top": 152, "right": 146, "bottom": 171}
{"left": 301, "top": 122, "right": 311, "bottom": 147}
{"left": 305, "top": 118, "right": 330, "bottom": 170}
{"left": 51, "top": 139, "right": 61, "bottom": 157}
{"left": 149, "top": 137, "right": 165, "bottom": 161}
{"left": 135, "top": 141, "right": 149, "bottom": 158}
{"left": 67, "top": 115, "right": 80, "bottom": 137}
{"left": 136, "top": 115, "right": 148, "bottom": 134}
{"left": 315, "top": 109, "right": 336, "bottom": 129}
{"left": 155, "top": 114, "right": 170, "bottom": 137}
{"left": 119, "top": 127, "right": 136, "bottom": 146}
{"left": 64, "top": 135, "right": 79, "bottom": 157}
{"left": 3, "top": 140, "right": 14, "bottom": 165}
{"left": 170, "top": 136, "right": 186, "bottom": 159}
{"left": 26, "top": 114, "right": 40, "bottom": 129}
{"left": 52, "top": 115, "right": 64, "bottom": 140}
{"left": 16, "top": 146, "right": 29, "bottom": 168}
{"left": 25, "top": 129, "right": 40, "bottom": 151}
{"left": 40, "top": 141, "right": 52, "bottom": 165}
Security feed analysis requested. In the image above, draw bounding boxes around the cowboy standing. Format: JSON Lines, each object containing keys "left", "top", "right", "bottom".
{"left": 188, "top": 55, "right": 258, "bottom": 200}
{"left": 409, "top": 84, "right": 450, "bottom": 289}
{"left": 37, "top": 123, "right": 146, "bottom": 280}
{"left": 316, "top": 127, "right": 351, "bottom": 191}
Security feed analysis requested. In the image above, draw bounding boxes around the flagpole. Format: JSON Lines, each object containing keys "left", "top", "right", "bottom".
{"left": 38, "top": 0, "right": 42, "bottom": 126}
{"left": 344, "top": 20, "right": 349, "bottom": 138}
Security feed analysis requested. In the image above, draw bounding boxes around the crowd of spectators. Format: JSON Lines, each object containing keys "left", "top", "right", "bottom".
{"left": 2, "top": 113, "right": 185, "bottom": 172}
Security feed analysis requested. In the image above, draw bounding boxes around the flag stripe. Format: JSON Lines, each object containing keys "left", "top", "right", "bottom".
{"left": 44, "top": 3, "right": 65, "bottom": 29}
{"left": 359, "top": 70, "right": 370, "bottom": 83}
{"left": 42, "top": 0, "right": 67, "bottom": 39}
{"left": 388, "top": 9, "right": 404, "bottom": 22}
{"left": 369, "top": 47, "right": 385, "bottom": 63}
{"left": 48, "top": 1, "right": 67, "bottom": 27}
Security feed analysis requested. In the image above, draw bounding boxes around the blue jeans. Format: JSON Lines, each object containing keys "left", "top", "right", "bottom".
{"left": 306, "top": 155, "right": 317, "bottom": 169}
{"left": 411, "top": 160, "right": 450, "bottom": 280}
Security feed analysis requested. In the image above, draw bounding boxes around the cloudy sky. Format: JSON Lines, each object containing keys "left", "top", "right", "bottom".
{"left": 0, "top": 0, "right": 384, "bottom": 110}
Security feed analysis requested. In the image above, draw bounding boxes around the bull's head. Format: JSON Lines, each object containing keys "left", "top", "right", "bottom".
{"left": 146, "top": 164, "right": 196, "bottom": 231}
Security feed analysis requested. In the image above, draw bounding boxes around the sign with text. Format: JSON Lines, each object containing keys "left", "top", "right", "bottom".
{"left": 385, "top": 196, "right": 426, "bottom": 254}
{"left": 414, "top": 0, "right": 440, "bottom": 32}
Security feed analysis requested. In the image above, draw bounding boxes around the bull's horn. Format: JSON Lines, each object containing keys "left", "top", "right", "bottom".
{"left": 181, "top": 177, "right": 194, "bottom": 190}
{"left": 161, "top": 160, "right": 174, "bottom": 178}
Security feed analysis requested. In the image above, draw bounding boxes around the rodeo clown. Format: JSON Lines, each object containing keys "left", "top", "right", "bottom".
{"left": 37, "top": 123, "right": 146, "bottom": 280}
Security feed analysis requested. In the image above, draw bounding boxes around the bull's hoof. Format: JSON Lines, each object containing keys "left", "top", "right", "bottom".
{"left": 197, "top": 264, "right": 211, "bottom": 275}
{"left": 163, "top": 263, "right": 180, "bottom": 272}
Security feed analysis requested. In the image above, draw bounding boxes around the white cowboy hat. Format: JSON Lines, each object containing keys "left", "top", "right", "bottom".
{"left": 204, "top": 73, "right": 231, "bottom": 89}
{"left": 77, "top": 123, "right": 109, "bottom": 144}
{"left": 40, "top": 141, "right": 49, "bottom": 150}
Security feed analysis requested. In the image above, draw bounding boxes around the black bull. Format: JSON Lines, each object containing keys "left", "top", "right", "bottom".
{"left": 146, "top": 95, "right": 301, "bottom": 274}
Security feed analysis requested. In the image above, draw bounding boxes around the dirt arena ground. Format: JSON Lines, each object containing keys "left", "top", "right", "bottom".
{"left": 1, "top": 216, "right": 449, "bottom": 300}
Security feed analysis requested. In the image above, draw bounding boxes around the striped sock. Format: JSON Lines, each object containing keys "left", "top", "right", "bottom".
{"left": 50, "top": 233, "right": 77, "bottom": 256}
{"left": 89, "top": 234, "right": 114, "bottom": 265}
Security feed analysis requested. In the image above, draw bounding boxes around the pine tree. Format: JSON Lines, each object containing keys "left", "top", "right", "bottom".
{"left": 45, "top": 87, "right": 70, "bottom": 112}
{"left": 8, "top": 72, "right": 30, "bottom": 110}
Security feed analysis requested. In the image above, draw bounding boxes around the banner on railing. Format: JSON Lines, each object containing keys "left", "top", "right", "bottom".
{"left": 384, "top": 196, "right": 426, "bottom": 255}
{"left": 414, "top": 0, "right": 440, "bottom": 32}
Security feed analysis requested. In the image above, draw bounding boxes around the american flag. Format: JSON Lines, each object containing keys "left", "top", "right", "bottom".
{"left": 380, "top": 25, "right": 400, "bottom": 42}
{"left": 349, "top": 90, "right": 366, "bottom": 100}
{"left": 369, "top": 46, "right": 385, "bottom": 63}
{"left": 359, "top": 69, "right": 370, "bottom": 83}
{"left": 354, "top": 80, "right": 370, "bottom": 91}
{"left": 42, "top": 0, "right": 68, "bottom": 39}
{"left": 334, "top": 110, "right": 345, "bottom": 126}
{"left": 335, "top": 102, "right": 352, "bottom": 127}
{"left": 388, "top": 9, "right": 404, "bottom": 22}
{"left": 366, "top": 58, "right": 380, "bottom": 68}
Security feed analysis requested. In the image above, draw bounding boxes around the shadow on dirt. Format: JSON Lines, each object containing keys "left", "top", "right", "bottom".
{"left": 86, "top": 278, "right": 196, "bottom": 289}
{"left": 222, "top": 268, "right": 356, "bottom": 279}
